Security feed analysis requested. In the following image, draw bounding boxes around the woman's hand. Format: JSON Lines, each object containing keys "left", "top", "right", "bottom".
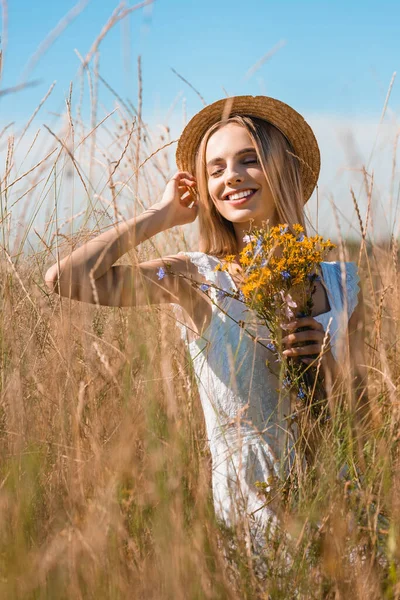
{"left": 154, "top": 171, "right": 199, "bottom": 228}
{"left": 281, "top": 317, "right": 335, "bottom": 372}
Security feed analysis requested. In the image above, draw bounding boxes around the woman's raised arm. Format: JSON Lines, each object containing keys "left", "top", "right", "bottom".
{"left": 45, "top": 172, "right": 198, "bottom": 307}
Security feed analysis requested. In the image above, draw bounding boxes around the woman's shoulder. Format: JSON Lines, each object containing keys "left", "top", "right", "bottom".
{"left": 176, "top": 251, "right": 222, "bottom": 281}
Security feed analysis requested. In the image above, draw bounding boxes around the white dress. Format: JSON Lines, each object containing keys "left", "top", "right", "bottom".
{"left": 175, "top": 252, "right": 360, "bottom": 540}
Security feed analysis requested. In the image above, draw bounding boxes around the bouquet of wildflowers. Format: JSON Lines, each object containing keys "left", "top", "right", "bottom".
{"left": 159, "top": 222, "right": 335, "bottom": 415}
{"left": 217, "top": 223, "right": 335, "bottom": 414}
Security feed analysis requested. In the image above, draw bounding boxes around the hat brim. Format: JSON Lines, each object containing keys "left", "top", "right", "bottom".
{"left": 176, "top": 95, "right": 320, "bottom": 203}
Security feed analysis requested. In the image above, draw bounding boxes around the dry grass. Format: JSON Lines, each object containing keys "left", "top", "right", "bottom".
{"left": 1, "top": 25, "right": 400, "bottom": 599}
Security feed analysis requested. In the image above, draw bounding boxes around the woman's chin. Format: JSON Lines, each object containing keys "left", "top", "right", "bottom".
{"left": 224, "top": 210, "right": 268, "bottom": 225}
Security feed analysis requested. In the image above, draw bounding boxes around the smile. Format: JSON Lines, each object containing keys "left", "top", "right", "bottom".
{"left": 224, "top": 189, "right": 257, "bottom": 204}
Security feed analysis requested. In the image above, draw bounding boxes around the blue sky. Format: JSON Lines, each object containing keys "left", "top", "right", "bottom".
{"left": 1, "top": 1, "right": 399, "bottom": 241}
{"left": 1, "top": 0, "right": 399, "bottom": 122}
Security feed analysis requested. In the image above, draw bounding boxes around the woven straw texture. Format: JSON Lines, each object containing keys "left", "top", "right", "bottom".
{"left": 176, "top": 95, "right": 320, "bottom": 203}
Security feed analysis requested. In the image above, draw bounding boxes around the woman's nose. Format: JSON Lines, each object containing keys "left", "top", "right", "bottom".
{"left": 225, "top": 168, "right": 244, "bottom": 186}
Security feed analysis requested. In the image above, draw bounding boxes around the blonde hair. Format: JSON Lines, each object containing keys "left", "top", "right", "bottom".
{"left": 195, "top": 115, "right": 306, "bottom": 258}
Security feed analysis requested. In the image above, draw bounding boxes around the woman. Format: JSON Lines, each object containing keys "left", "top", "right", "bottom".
{"left": 45, "top": 96, "right": 365, "bottom": 543}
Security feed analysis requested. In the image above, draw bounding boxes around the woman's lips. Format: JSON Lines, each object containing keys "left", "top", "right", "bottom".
{"left": 225, "top": 189, "right": 257, "bottom": 205}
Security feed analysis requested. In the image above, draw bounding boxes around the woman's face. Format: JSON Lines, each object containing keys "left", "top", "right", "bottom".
{"left": 205, "top": 123, "right": 276, "bottom": 230}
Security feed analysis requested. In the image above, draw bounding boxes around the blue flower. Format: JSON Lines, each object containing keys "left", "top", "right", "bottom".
{"left": 216, "top": 289, "right": 227, "bottom": 302}
{"left": 281, "top": 270, "right": 291, "bottom": 280}
{"left": 157, "top": 267, "right": 166, "bottom": 280}
{"left": 280, "top": 225, "right": 289, "bottom": 235}
{"left": 283, "top": 376, "right": 292, "bottom": 388}
{"left": 260, "top": 258, "right": 268, "bottom": 267}
{"left": 200, "top": 283, "right": 210, "bottom": 292}
{"left": 297, "top": 233, "right": 305, "bottom": 242}
{"left": 266, "top": 342, "right": 276, "bottom": 352}
{"left": 253, "top": 237, "right": 264, "bottom": 258}
{"left": 297, "top": 387, "right": 306, "bottom": 400}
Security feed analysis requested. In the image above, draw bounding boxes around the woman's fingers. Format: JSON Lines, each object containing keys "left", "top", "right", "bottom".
{"left": 282, "top": 344, "right": 323, "bottom": 357}
{"left": 167, "top": 173, "right": 197, "bottom": 197}
{"left": 177, "top": 179, "right": 197, "bottom": 188}
{"left": 170, "top": 171, "right": 196, "bottom": 183}
{"left": 166, "top": 172, "right": 198, "bottom": 208}
{"left": 285, "top": 317, "right": 324, "bottom": 331}
{"left": 282, "top": 317, "right": 330, "bottom": 358}
{"left": 171, "top": 170, "right": 195, "bottom": 178}
{"left": 179, "top": 186, "right": 198, "bottom": 206}
{"left": 282, "top": 330, "right": 324, "bottom": 344}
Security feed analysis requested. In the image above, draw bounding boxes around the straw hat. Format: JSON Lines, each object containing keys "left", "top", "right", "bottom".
{"left": 176, "top": 95, "right": 320, "bottom": 202}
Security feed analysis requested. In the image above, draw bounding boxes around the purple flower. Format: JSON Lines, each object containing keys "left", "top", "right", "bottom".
{"left": 279, "top": 293, "right": 297, "bottom": 320}
{"left": 243, "top": 234, "right": 254, "bottom": 244}
{"left": 279, "top": 291, "right": 297, "bottom": 308}
{"left": 200, "top": 283, "right": 210, "bottom": 292}
{"left": 216, "top": 289, "right": 227, "bottom": 302}
{"left": 260, "top": 258, "right": 268, "bottom": 267}
{"left": 297, "top": 233, "right": 305, "bottom": 242}
{"left": 157, "top": 267, "right": 166, "bottom": 280}
{"left": 283, "top": 376, "right": 292, "bottom": 388}
{"left": 281, "top": 270, "right": 291, "bottom": 280}
{"left": 253, "top": 237, "right": 264, "bottom": 258}
{"left": 266, "top": 342, "right": 276, "bottom": 352}
{"left": 280, "top": 225, "right": 289, "bottom": 235}
{"left": 297, "top": 387, "right": 306, "bottom": 400}
{"left": 285, "top": 307, "right": 295, "bottom": 320}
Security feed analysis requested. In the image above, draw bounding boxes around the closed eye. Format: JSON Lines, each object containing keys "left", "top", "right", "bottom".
{"left": 210, "top": 159, "right": 258, "bottom": 177}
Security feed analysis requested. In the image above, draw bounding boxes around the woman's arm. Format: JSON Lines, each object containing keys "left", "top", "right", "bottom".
{"left": 45, "top": 172, "right": 198, "bottom": 307}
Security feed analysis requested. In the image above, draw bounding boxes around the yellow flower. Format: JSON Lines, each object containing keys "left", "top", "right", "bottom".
{"left": 293, "top": 223, "right": 304, "bottom": 235}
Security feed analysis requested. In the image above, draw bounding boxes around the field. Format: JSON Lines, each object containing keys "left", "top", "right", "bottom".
{"left": 1, "top": 41, "right": 400, "bottom": 600}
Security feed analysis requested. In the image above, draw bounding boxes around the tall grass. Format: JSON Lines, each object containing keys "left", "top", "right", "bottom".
{"left": 1, "top": 41, "right": 400, "bottom": 600}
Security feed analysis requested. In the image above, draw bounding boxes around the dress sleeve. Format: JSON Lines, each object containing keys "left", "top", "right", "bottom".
{"left": 180, "top": 252, "right": 220, "bottom": 284}
{"left": 178, "top": 251, "right": 235, "bottom": 303}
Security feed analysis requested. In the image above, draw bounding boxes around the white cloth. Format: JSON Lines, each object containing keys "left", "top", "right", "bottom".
{"left": 175, "top": 252, "right": 360, "bottom": 535}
